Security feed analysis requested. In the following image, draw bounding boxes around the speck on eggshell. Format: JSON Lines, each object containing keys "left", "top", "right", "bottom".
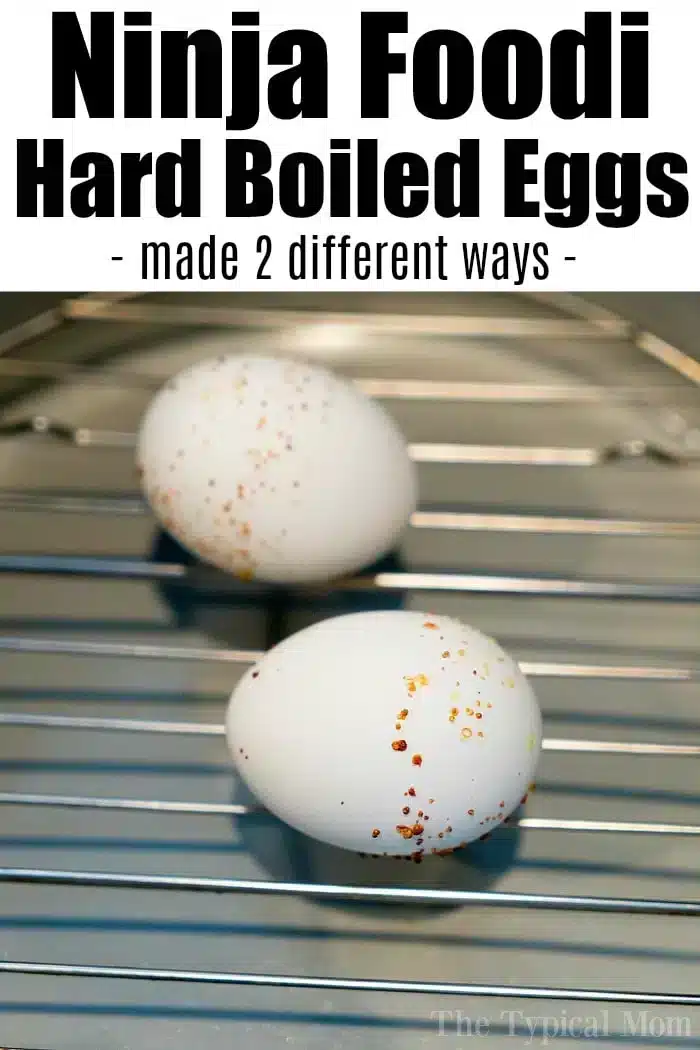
{"left": 226, "top": 610, "right": 543, "bottom": 856}
{"left": 136, "top": 353, "right": 417, "bottom": 585}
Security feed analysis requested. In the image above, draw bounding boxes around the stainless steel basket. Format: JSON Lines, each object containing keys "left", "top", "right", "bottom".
{"left": 0, "top": 292, "right": 698, "bottom": 1050}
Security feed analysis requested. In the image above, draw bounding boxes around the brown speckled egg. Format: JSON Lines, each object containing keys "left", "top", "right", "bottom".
{"left": 226, "top": 611, "right": 543, "bottom": 856}
{"left": 137, "top": 354, "right": 416, "bottom": 583}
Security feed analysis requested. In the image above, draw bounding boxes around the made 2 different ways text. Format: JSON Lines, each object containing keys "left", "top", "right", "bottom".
{"left": 137, "top": 235, "right": 550, "bottom": 286}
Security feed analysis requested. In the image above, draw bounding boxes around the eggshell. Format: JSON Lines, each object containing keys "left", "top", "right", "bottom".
{"left": 226, "top": 610, "right": 542, "bottom": 857}
{"left": 136, "top": 354, "right": 416, "bottom": 584}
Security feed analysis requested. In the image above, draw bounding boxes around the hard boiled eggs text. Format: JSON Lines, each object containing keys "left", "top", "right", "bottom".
{"left": 226, "top": 611, "right": 542, "bottom": 858}
{"left": 137, "top": 354, "right": 416, "bottom": 584}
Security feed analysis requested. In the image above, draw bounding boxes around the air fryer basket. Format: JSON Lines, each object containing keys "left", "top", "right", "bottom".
{"left": 0, "top": 292, "right": 697, "bottom": 1050}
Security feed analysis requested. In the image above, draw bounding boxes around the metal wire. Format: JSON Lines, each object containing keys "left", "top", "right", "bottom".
{"left": 1, "top": 356, "right": 691, "bottom": 403}
{"left": 0, "top": 712, "right": 696, "bottom": 760}
{"left": 0, "top": 792, "right": 697, "bottom": 837}
{"left": 1, "top": 558, "right": 698, "bottom": 601}
{"left": 0, "top": 960, "right": 699, "bottom": 1006}
{"left": 1, "top": 294, "right": 698, "bottom": 1041}
{"left": 1, "top": 868, "right": 699, "bottom": 915}
{"left": 4, "top": 488, "right": 700, "bottom": 538}
{"left": 62, "top": 298, "right": 634, "bottom": 339}
{"left": 3, "top": 416, "right": 696, "bottom": 465}
{"left": 0, "top": 636, "right": 694, "bottom": 680}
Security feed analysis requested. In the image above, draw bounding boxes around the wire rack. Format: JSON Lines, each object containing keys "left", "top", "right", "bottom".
{"left": 0, "top": 291, "right": 698, "bottom": 1050}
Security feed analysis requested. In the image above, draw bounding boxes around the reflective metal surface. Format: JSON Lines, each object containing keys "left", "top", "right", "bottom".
{"left": 0, "top": 292, "right": 698, "bottom": 1050}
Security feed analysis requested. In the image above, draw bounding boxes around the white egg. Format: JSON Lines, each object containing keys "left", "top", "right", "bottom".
{"left": 136, "top": 354, "right": 416, "bottom": 584}
{"left": 226, "top": 610, "right": 542, "bottom": 858}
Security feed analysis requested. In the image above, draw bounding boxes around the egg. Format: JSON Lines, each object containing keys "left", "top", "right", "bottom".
{"left": 136, "top": 354, "right": 416, "bottom": 584}
{"left": 226, "top": 610, "right": 542, "bottom": 858}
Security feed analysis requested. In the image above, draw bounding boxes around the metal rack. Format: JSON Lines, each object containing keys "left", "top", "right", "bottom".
{"left": 0, "top": 292, "right": 698, "bottom": 1050}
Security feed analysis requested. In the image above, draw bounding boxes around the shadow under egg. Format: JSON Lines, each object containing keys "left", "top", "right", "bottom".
{"left": 151, "top": 526, "right": 407, "bottom": 649}
{"left": 233, "top": 780, "right": 523, "bottom": 921}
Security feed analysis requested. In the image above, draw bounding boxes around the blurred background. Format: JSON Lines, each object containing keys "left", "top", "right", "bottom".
{"left": 0, "top": 291, "right": 697, "bottom": 1050}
